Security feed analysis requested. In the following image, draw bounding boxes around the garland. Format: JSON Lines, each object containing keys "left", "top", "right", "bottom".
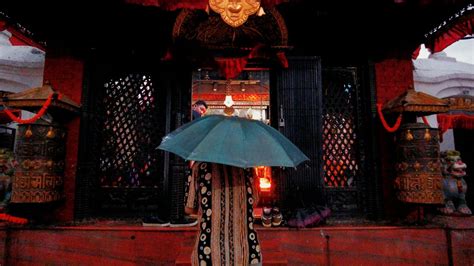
{"left": 0, "top": 213, "right": 28, "bottom": 224}
{"left": 376, "top": 103, "right": 402, "bottom": 133}
{"left": 3, "top": 93, "right": 61, "bottom": 124}
{"left": 421, "top": 116, "right": 430, "bottom": 127}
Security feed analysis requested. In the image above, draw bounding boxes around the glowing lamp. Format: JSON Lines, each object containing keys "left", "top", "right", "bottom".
{"left": 224, "top": 95, "right": 235, "bottom": 107}
{"left": 259, "top": 177, "right": 272, "bottom": 192}
{"left": 255, "top": 166, "right": 272, "bottom": 192}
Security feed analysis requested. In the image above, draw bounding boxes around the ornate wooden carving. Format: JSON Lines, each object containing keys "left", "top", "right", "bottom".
{"left": 382, "top": 87, "right": 449, "bottom": 115}
{"left": 444, "top": 95, "right": 474, "bottom": 112}
{"left": 209, "top": 0, "right": 261, "bottom": 28}
{"left": 173, "top": 7, "right": 287, "bottom": 48}
{"left": 394, "top": 123, "right": 444, "bottom": 204}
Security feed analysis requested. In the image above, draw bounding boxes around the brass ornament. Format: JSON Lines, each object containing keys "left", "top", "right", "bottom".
{"left": 209, "top": 0, "right": 261, "bottom": 27}
{"left": 24, "top": 126, "right": 33, "bottom": 138}
{"left": 46, "top": 126, "right": 56, "bottom": 139}
{"left": 424, "top": 128, "right": 431, "bottom": 141}
{"left": 406, "top": 129, "right": 413, "bottom": 141}
{"left": 224, "top": 106, "right": 235, "bottom": 116}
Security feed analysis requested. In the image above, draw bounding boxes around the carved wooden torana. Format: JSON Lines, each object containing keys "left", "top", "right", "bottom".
{"left": 11, "top": 121, "right": 67, "bottom": 203}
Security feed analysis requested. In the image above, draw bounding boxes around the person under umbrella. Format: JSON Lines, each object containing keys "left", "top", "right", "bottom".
{"left": 184, "top": 161, "right": 262, "bottom": 265}
{"left": 158, "top": 115, "right": 309, "bottom": 266}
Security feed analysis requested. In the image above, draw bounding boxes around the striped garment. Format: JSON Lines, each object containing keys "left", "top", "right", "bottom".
{"left": 186, "top": 162, "right": 262, "bottom": 266}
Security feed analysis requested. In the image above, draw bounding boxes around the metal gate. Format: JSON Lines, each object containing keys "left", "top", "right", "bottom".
{"left": 75, "top": 60, "right": 169, "bottom": 218}
{"left": 273, "top": 58, "right": 378, "bottom": 217}
{"left": 322, "top": 67, "right": 372, "bottom": 216}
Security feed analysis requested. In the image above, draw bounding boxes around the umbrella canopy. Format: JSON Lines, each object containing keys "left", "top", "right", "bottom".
{"left": 158, "top": 115, "right": 309, "bottom": 168}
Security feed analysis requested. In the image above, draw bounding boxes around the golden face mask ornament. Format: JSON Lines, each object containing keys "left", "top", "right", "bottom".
{"left": 209, "top": 0, "right": 261, "bottom": 27}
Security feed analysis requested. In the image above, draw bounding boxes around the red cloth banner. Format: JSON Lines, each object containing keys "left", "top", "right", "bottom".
{"left": 412, "top": 45, "right": 421, "bottom": 60}
{"left": 425, "top": 11, "right": 474, "bottom": 53}
{"left": 215, "top": 57, "right": 248, "bottom": 79}
{"left": 214, "top": 45, "right": 288, "bottom": 79}
{"left": 437, "top": 113, "right": 474, "bottom": 135}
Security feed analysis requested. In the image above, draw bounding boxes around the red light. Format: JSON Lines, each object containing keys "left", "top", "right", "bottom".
{"left": 255, "top": 166, "right": 272, "bottom": 192}
{"left": 259, "top": 177, "right": 271, "bottom": 192}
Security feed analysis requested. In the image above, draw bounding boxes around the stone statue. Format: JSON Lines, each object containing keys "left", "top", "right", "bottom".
{"left": 440, "top": 150, "right": 471, "bottom": 215}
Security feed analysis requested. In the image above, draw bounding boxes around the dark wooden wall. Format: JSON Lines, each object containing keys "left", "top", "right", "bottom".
{"left": 271, "top": 56, "right": 324, "bottom": 208}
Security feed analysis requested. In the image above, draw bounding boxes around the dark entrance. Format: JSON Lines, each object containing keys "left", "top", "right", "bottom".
{"left": 76, "top": 55, "right": 379, "bottom": 219}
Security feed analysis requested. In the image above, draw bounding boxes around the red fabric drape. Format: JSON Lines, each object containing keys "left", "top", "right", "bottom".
{"left": 125, "top": 0, "right": 288, "bottom": 10}
{"left": 421, "top": 116, "right": 430, "bottom": 127}
{"left": 214, "top": 45, "right": 288, "bottom": 79}
{"left": 214, "top": 45, "right": 257, "bottom": 79}
{"left": 425, "top": 11, "right": 474, "bottom": 53}
{"left": 124, "top": 0, "right": 208, "bottom": 10}
{"left": 412, "top": 45, "right": 421, "bottom": 60}
{"left": 215, "top": 57, "right": 249, "bottom": 79}
{"left": 437, "top": 113, "right": 474, "bottom": 135}
{"left": 276, "top": 51, "right": 289, "bottom": 68}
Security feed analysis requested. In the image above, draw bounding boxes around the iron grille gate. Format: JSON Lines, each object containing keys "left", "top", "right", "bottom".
{"left": 322, "top": 67, "right": 372, "bottom": 217}
{"left": 76, "top": 57, "right": 376, "bottom": 219}
{"left": 272, "top": 56, "right": 324, "bottom": 208}
{"left": 76, "top": 63, "right": 169, "bottom": 218}
{"left": 273, "top": 58, "right": 376, "bottom": 217}
{"left": 76, "top": 60, "right": 192, "bottom": 219}
{"left": 96, "top": 73, "right": 165, "bottom": 216}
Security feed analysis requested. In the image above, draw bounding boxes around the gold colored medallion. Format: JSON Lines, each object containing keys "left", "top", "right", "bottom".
{"left": 209, "top": 0, "right": 261, "bottom": 27}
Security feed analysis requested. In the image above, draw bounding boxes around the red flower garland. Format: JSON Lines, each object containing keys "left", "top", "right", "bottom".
{"left": 421, "top": 116, "right": 430, "bottom": 127}
{"left": 3, "top": 93, "right": 61, "bottom": 124}
{"left": 376, "top": 103, "right": 402, "bottom": 133}
{"left": 0, "top": 213, "right": 28, "bottom": 224}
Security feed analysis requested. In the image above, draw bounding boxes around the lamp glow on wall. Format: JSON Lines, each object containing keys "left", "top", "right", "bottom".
{"left": 255, "top": 166, "right": 272, "bottom": 192}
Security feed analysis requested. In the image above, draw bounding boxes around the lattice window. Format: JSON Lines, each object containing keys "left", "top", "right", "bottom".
{"left": 99, "top": 74, "right": 161, "bottom": 188}
{"left": 322, "top": 70, "right": 360, "bottom": 188}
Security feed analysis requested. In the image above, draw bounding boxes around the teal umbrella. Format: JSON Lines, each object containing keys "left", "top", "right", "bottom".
{"left": 157, "top": 115, "right": 309, "bottom": 168}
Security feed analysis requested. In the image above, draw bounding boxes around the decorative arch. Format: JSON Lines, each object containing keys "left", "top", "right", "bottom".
{"left": 172, "top": 7, "right": 288, "bottom": 48}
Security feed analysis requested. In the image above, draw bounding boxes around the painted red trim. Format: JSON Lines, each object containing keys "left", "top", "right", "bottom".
{"left": 0, "top": 22, "right": 46, "bottom": 51}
